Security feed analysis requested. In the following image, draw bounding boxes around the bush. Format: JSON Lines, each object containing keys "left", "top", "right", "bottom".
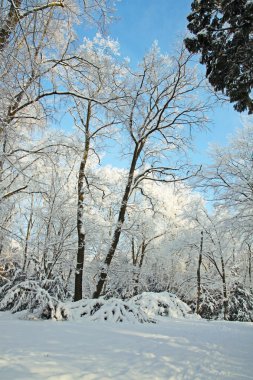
{"left": 68, "top": 298, "right": 154, "bottom": 323}
{"left": 228, "top": 283, "right": 253, "bottom": 322}
{"left": 0, "top": 261, "right": 26, "bottom": 287}
{"left": 131, "top": 291, "right": 198, "bottom": 320}
{"left": 0, "top": 280, "right": 68, "bottom": 320}
{"left": 196, "top": 287, "right": 223, "bottom": 320}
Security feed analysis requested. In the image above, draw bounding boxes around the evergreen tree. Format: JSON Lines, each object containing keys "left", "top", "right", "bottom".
{"left": 185, "top": 0, "right": 253, "bottom": 114}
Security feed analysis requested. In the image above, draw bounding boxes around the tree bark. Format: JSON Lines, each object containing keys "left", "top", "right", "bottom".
{"left": 220, "top": 254, "right": 228, "bottom": 320}
{"left": 74, "top": 101, "right": 91, "bottom": 301}
{"left": 196, "top": 230, "right": 203, "bottom": 314}
{"left": 93, "top": 143, "right": 141, "bottom": 299}
{"left": 249, "top": 249, "right": 252, "bottom": 290}
{"left": 0, "top": 0, "right": 64, "bottom": 50}
{"left": 247, "top": 243, "right": 252, "bottom": 290}
{"left": 0, "top": 0, "right": 22, "bottom": 50}
{"left": 22, "top": 196, "right": 33, "bottom": 271}
{"left": 133, "top": 241, "right": 146, "bottom": 296}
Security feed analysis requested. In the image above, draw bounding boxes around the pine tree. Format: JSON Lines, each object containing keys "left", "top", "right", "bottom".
{"left": 185, "top": 0, "right": 253, "bottom": 114}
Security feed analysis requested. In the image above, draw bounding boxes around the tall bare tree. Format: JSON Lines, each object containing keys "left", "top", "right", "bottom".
{"left": 67, "top": 34, "right": 123, "bottom": 301}
{"left": 92, "top": 44, "right": 207, "bottom": 298}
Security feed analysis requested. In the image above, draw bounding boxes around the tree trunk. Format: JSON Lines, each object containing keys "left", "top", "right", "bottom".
{"left": 196, "top": 230, "right": 203, "bottom": 314}
{"left": 247, "top": 244, "right": 252, "bottom": 290}
{"left": 93, "top": 143, "right": 141, "bottom": 299}
{"left": 249, "top": 250, "right": 252, "bottom": 290}
{"left": 133, "top": 241, "right": 146, "bottom": 296}
{"left": 0, "top": 0, "right": 22, "bottom": 50}
{"left": 22, "top": 196, "right": 33, "bottom": 271}
{"left": 74, "top": 101, "right": 91, "bottom": 301}
{"left": 0, "top": 0, "right": 64, "bottom": 50}
{"left": 132, "top": 238, "right": 139, "bottom": 295}
{"left": 220, "top": 255, "right": 228, "bottom": 320}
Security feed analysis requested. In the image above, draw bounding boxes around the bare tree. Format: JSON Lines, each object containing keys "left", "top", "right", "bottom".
{"left": 66, "top": 35, "right": 123, "bottom": 301}
{"left": 92, "top": 44, "right": 207, "bottom": 298}
{"left": 193, "top": 209, "right": 231, "bottom": 320}
{"left": 0, "top": 0, "right": 117, "bottom": 201}
{"left": 196, "top": 121, "right": 253, "bottom": 307}
{"left": 0, "top": 0, "right": 117, "bottom": 281}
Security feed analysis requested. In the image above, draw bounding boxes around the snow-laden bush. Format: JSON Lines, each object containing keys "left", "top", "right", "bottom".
{"left": 0, "top": 286, "right": 200, "bottom": 323}
{"left": 65, "top": 292, "right": 197, "bottom": 323}
{"left": 228, "top": 283, "right": 253, "bottom": 322}
{"left": 0, "top": 280, "right": 68, "bottom": 320}
{"left": 193, "top": 287, "right": 223, "bottom": 320}
{"left": 67, "top": 298, "right": 154, "bottom": 323}
{"left": 0, "top": 261, "right": 26, "bottom": 287}
{"left": 41, "top": 276, "right": 70, "bottom": 301}
{"left": 131, "top": 291, "right": 199, "bottom": 319}
{"left": 186, "top": 284, "right": 253, "bottom": 321}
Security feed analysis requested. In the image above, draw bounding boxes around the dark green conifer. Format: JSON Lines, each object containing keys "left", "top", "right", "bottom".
{"left": 185, "top": 0, "right": 253, "bottom": 114}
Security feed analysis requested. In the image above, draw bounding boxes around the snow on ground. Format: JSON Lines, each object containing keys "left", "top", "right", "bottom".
{"left": 0, "top": 312, "right": 252, "bottom": 380}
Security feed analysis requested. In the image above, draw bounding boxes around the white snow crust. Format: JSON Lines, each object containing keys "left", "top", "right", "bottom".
{"left": 0, "top": 311, "right": 252, "bottom": 379}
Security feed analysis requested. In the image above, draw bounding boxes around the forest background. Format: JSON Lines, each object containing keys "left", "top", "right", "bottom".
{"left": 0, "top": 0, "right": 252, "bottom": 322}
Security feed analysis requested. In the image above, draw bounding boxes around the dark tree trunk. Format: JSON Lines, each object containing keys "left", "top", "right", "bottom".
{"left": 247, "top": 243, "right": 252, "bottom": 290}
{"left": 133, "top": 241, "right": 146, "bottom": 296}
{"left": 74, "top": 102, "right": 91, "bottom": 301}
{"left": 196, "top": 230, "right": 203, "bottom": 314}
{"left": 93, "top": 143, "right": 141, "bottom": 299}
{"left": 221, "top": 255, "right": 228, "bottom": 320}
{"left": 0, "top": 0, "right": 22, "bottom": 50}
{"left": 249, "top": 250, "right": 252, "bottom": 290}
{"left": 74, "top": 228, "right": 86, "bottom": 301}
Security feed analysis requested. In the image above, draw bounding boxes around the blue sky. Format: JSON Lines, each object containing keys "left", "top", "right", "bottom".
{"left": 75, "top": 0, "right": 244, "bottom": 166}
{"left": 107, "top": 0, "right": 243, "bottom": 165}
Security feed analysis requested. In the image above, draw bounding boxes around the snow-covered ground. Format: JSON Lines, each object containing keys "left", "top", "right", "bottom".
{"left": 0, "top": 312, "right": 252, "bottom": 380}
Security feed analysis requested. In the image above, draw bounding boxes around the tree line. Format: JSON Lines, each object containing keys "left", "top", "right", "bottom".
{"left": 0, "top": 0, "right": 252, "bottom": 321}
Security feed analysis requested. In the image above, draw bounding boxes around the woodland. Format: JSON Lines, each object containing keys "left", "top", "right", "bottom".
{"left": 0, "top": 0, "right": 253, "bottom": 323}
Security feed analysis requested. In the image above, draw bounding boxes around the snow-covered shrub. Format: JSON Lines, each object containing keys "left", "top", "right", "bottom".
{"left": 0, "top": 260, "right": 70, "bottom": 320}
{"left": 41, "top": 276, "right": 70, "bottom": 301}
{"left": 227, "top": 283, "right": 253, "bottom": 322}
{"left": 131, "top": 292, "right": 198, "bottom": 319}
{"left": 194, "top": 287, "right": 223, "bottom": 320}
{"left": 0, "top": 261, "right": 26, "bottom": 288}
{"left": 68, "top": 298, "right": 154, "bottom": 323}
{"left": 102, "top": 260, "right": 138, "bottom": 300}
{"left": 185, "top": 285, "right": 253, "bottom": 321}
{"left": 0, "top": 280, "right": 68, "bottom": 320}
{"left": 65, "top": 292, "right": 200, "bottom": 323}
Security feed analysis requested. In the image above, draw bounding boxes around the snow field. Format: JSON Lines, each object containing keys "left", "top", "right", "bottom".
{"left": 0, "top": 312, "right": 252, "bottom": 380}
